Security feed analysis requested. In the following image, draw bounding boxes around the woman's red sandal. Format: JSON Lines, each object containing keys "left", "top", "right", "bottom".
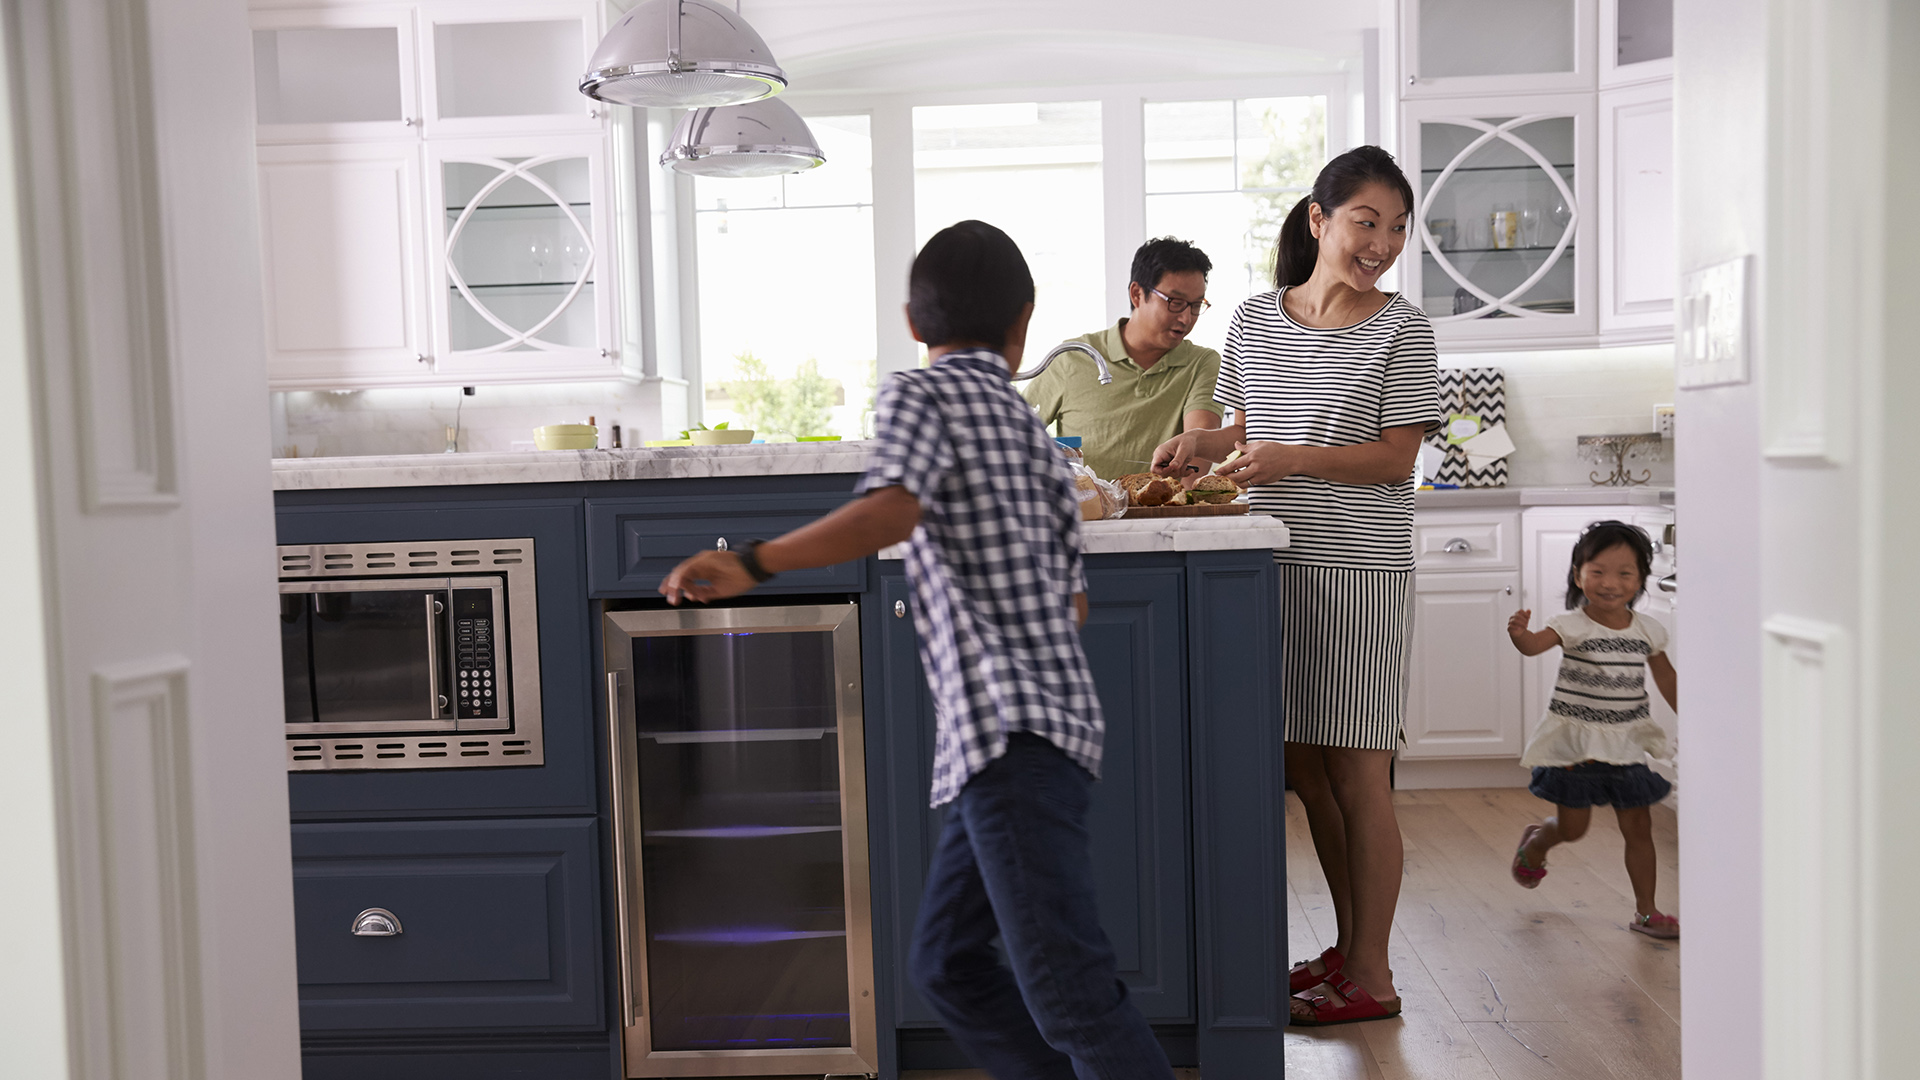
{"left": 1511, "top": 824, "right": 1547, "bottom": 889}
{"left": 1289, "top": 946, "right": 1345, "bottom": 994}
{"left": 1289, "top": 972, "right": 1402, "bottom": 1027}
{"left": 1630, "top": 912, "right": 1680, "bottom": 939}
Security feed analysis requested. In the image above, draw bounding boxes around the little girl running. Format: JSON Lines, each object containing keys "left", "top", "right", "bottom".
{"left": 1505, "top": 520, "right": 1679, "bottom": 939}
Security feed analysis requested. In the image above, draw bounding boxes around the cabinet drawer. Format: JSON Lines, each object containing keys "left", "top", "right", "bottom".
{"left": 1413, "top": 511, "right": 1519, "bottom": 571}
{"left": 291, "top": 817, "right": 600, "bottom": 1032}
{"left": 587, "top": 494, "right": 864, "bottom": 595}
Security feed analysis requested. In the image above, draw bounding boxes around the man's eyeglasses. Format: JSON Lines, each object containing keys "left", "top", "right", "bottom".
{"left": 1149, "top": 286, "right": 1212, "bottom": 316}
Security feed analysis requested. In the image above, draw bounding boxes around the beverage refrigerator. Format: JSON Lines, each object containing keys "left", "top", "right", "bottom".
{"left": 602, "top": 603, "right": 878, "bottom": 1076}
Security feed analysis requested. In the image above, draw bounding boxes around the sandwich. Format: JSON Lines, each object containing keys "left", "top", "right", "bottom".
{"left": 1186, "top": 474, "right": 1242, "bottom": 504}
{"left": 1116, "top": 473, "right": 1179, "bottom": 507}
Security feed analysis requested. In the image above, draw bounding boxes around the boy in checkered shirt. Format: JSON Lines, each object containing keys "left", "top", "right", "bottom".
{"left": 662, "top": 220, "right": 1173, "bottom": 1078}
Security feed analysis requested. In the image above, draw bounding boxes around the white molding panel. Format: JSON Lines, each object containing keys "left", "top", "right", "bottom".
{"left": 1763, "top": 0, "right": 1888, "bottom": 465}
{"left": 1761, "top": 617, "right": 1859, "bottom": 1080}
{"left": 72, "top": 657, "right": 201, "bottom": 1080}
{"left": 55, "top": 0, "right": 181, "bottom": 510}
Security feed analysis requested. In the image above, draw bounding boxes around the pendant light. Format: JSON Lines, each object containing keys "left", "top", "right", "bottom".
{"left": 660, "top": 98, "right": 825, "bottom": 177}
{"left": 579, "top": 0, "right": 786, "bottom": 109}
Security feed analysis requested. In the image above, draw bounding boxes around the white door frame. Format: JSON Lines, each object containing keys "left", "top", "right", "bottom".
{"left": 0, "top": 1, "right": 302, "bottom": 1078}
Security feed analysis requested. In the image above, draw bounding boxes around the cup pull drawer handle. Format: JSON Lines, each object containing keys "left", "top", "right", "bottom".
{"left": 352, "top": 908, "right": 403, "bottom": 937}
{"left": 1442, "top": 538, "right": 1473, "bottom": 554}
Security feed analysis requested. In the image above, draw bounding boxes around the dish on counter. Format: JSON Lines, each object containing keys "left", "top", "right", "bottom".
{"left": 1116, "top": 472, "right": 1241, "bottom": 508}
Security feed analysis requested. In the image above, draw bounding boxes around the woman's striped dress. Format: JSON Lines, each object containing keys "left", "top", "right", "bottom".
{"left": 1216, "top": 289, "right": 1440, "bottom": 750}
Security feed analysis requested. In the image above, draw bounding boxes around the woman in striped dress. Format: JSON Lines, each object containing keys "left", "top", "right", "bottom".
{"left": 1152, "top": 145, "right": 1439, "bottom": 1026}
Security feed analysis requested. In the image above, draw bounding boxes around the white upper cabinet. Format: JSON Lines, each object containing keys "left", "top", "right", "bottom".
{"left": 1597, "top": 80, "right": 1674, "bottom": 336}
{"left": 417, "top": 1, "right": 605, "bottom": 137}
{"left": 252, "top": 8, "right": 420, "bottom": 143}
{"left": 426, "top": 135, "right": 616, "bottom": 380}
{"left": 1401, "top": 0, "right": 1597, "bottom": 97}
{"left": 258, "top": 142, "right": 427, "bottom": 388}
{"left": 1404, "top": 95, "right": 1597, "bottom": 347}
{"left": 251, "top": 2, "right": 623, "bottom": 389}
{"left": 1600, "top": 0, "right": 1674, "bottom": 86}
{"left": 1393, "top": 0, "right": 1669, "bottom": 349}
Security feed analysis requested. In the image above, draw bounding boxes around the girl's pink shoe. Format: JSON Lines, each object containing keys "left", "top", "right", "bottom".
{"left": 1511, "top": 824, "right": 1547, "bottom": 888}
{"left": 1630, "top": 912, "right": 1680, "bottom": 939}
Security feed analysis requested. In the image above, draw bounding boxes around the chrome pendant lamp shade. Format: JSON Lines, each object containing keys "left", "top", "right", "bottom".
{"left": 661, "top": 98, "right": 826, "bottom": 177}
{"left": 579, "top": 0, "right": 786, "bottom": 109}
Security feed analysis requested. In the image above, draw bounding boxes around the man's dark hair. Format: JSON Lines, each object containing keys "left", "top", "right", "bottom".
{"left": 908, "top": 220, "right": 1035, "bottom": 349}
{"left": 1130, "top": 237, "right": 1213, "bottom": 305}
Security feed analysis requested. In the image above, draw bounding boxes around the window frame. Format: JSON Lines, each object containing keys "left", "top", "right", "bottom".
{"left": 677, "top": 75, "right": 1350, "bottom": 423}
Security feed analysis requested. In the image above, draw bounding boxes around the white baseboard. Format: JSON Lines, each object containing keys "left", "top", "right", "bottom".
{"left": 1393, "top": 756, "right": 1532, "bottom": 790}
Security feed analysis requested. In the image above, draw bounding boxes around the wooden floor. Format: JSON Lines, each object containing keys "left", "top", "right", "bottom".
{"left": 1286, "top": 788, "right": 1680, "bottom": 1080}
{"left": 904, "top": 788, "right": 1678, "bottom": 1080}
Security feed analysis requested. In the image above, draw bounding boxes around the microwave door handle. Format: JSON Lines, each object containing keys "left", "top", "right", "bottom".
{"left": 425, "top": 593, "right": 448, "bottom": 719}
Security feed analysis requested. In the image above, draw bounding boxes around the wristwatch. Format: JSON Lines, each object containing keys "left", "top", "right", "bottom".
{"left": 735, "top": 539, "right": 776, "bottom": 583}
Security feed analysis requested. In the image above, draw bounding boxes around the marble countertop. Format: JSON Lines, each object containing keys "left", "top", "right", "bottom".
{"left": 1415, "top": 485, "right": 1674, "bottom": 509}
{"left": 878, "top": 514, "right": 1291, "bottom": 559}
{"left": 272, "top": 442, "right": 874, "bottom": 490}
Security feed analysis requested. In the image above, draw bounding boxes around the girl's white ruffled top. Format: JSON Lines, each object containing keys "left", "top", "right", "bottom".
{"left": 1520, "top": 608, "right": 1672, "bottom": 768}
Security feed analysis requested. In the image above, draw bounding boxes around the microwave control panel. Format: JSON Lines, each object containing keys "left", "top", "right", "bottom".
{"left": 453, "top": 588, "right": 501, "bottom": 720}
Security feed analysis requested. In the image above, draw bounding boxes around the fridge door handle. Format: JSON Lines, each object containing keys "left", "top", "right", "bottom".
{"left": 606, "top": 670, "right": 635, "bottom": 1028}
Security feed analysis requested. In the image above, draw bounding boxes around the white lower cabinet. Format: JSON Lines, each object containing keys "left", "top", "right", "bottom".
{"left": 1400, "top": 503, "right": 1673, "bottom": 784}
{"left": 1403, "top": 569, "right": 1525, "bottom": 759}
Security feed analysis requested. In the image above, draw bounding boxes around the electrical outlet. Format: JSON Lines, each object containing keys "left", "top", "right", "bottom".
{"left": 1654, "top": 404, "right": 1675, "bottom": 440}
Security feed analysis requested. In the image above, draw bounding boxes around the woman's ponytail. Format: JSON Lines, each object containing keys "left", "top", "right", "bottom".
{"left": 1274, "top": 196, "right": 1318, "bottom": 289}
{"left": 1271, "top": 145, "right": 1417, "bottom": 291}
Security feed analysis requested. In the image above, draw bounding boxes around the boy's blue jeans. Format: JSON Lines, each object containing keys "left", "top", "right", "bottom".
{"left": 908, "top": 732, "right": 1176, "bottom": 1080}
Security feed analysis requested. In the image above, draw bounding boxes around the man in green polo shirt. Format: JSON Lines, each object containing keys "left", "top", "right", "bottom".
{"left": 1022, "top": 237, "right": 1225, "bottom": 481}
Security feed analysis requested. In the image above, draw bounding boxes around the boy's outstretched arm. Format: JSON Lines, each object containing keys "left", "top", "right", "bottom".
{"left": 1649, "top": 652, "right": 1677, "bottom": 712}
{"left": 1506, "top": 609, "right": 1562, "bottom": 657}
{"left": 659, "top": 486, "right": 922, "bottom": 605}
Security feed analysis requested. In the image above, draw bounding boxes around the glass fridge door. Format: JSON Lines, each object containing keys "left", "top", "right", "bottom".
{"left": 605, "top": 604, "right": 876, "bottom": 1074}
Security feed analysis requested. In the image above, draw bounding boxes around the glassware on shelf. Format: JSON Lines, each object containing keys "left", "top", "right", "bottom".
{"left": 1428, "top": 218, "right": 1457, "bottom": 251}
{"left": 1490, "top": 203, "right": 1518, "bottom": 251}
{"left": 1519, "top": 207, "right": 1541, "bottom": 249}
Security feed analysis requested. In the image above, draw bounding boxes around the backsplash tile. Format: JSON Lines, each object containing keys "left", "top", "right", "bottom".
{"left": 1442, "top": 344, "right": 1676, "bottom": 487}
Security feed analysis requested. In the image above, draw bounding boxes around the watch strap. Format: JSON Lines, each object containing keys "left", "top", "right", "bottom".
{"left": 736, "top": 539, "right": 776, "bottom": 583}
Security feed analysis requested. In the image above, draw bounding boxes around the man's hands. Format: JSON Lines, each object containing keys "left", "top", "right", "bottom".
{"left": 659, "top": 551, "right": 758, "bottom": 606}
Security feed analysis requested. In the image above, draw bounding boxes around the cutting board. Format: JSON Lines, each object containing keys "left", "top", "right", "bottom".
{"left": 1121, "top": 503, "right": 1249, "bottom": 518}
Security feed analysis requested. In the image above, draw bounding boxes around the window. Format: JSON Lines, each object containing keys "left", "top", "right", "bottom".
{"left": 694, "top": 115, "right": 875, "bottom": 439}
{"left": 913, "top": 102, "right": 1105, "bottom": 359}
{"left": 1143, "top": 96, "right": 1327, "bottom": 353}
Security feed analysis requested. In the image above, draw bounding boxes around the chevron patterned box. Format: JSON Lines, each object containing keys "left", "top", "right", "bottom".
{"left": 1424, "top": 367, "right": 1508, "bottom": 487}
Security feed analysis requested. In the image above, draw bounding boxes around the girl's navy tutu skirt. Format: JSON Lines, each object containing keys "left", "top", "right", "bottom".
{"left": 1528, "top": 760, "right": 1671, "bottom": 808}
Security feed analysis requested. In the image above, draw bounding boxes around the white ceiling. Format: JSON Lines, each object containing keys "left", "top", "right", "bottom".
{"left": 725, "top": 0, "right": 1382, "bottom": 94}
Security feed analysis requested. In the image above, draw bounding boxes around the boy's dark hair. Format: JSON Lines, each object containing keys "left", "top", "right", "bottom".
{"left": 1130, "top": 237, "right": 1212, "bottom": 304}
{"left": 909, "top": 220, "right": 1035, "bottom": 349}
{"left": 1566, "top": 519, "right": 1654, "bottom": 610}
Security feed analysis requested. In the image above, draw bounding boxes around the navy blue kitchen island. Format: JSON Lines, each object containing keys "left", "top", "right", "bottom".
{"left": 274, "top": 445, "right": 1290, "bottom": 1079}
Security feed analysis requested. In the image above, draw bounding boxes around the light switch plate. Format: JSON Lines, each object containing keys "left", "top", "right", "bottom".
{"left": 1677, "top": 255, "right": 1750, "bottom": 388}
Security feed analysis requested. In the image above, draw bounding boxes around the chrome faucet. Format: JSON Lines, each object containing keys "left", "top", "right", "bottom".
{"left": 1011, "top": 341, "right": 1113, "bottom": 386}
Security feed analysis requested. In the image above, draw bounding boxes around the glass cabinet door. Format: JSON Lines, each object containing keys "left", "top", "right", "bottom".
{"left": 1409, "top": 97, "right": 1595, "bottom": 340}
{"left": 251, "top": 10, "right": 419, "bottom": 142}
{"left": 1602, "top": 0, "right": 1674, "bottom": 84}
{"left": 418, "top": 0, "right": 602, "bottom": 135}
{"left": 427, "top": 137, "right": 617, "bottom": 377}
{"left": 1403, "top": 0, "right": 1596, "bottom": 95}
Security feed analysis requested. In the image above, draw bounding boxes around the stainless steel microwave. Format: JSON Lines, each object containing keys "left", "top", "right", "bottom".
{"left": 277, "top": 539, "right": 544, "bottom": 771}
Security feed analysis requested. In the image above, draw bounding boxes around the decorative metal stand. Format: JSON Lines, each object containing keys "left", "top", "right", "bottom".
{"left": 1577, "top": 433, "right": 1669, "bottom": 487}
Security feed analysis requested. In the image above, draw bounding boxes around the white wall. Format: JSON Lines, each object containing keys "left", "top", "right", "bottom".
{"left": 1673, "top": 0, "right": 1765, "bottom": 1072}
